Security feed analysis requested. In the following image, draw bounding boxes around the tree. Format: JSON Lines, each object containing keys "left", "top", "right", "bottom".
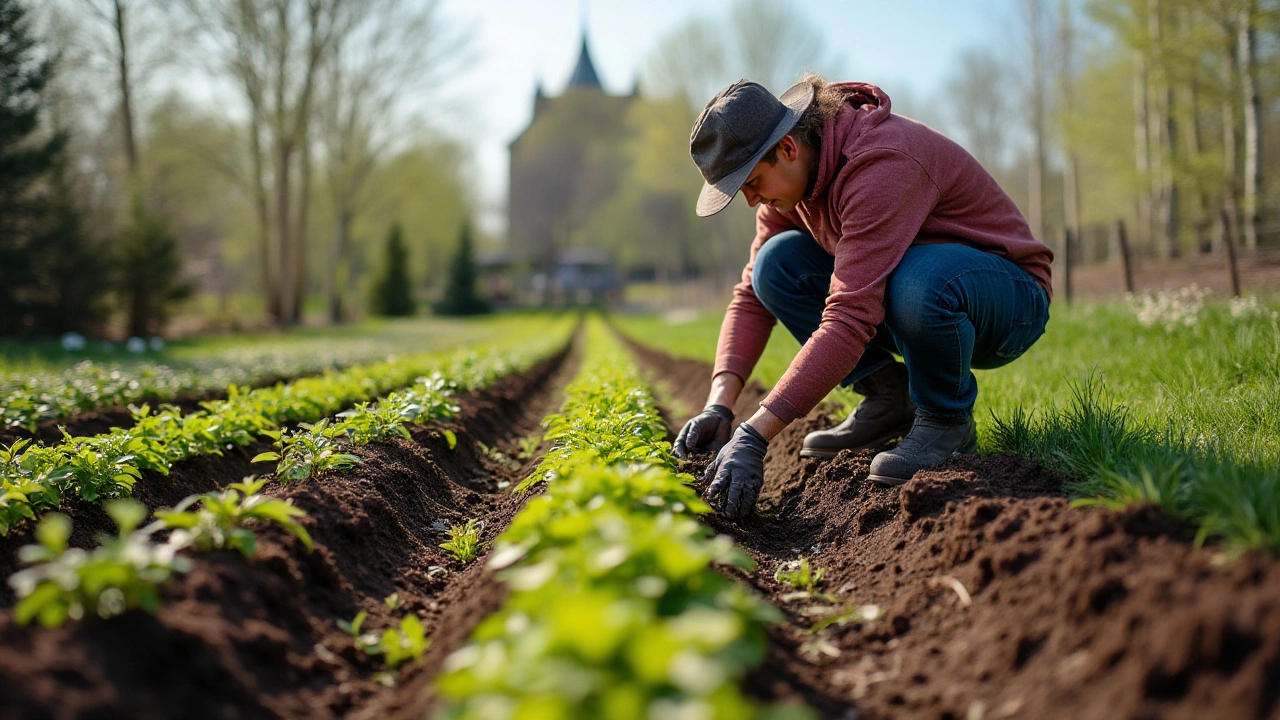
{"left": 371, "top": 223, "right": 414, "bottom": 317}
{"left": 0, "top": 0, "right": 112, "bottom": 337}
{"left": 641, "top": 0, "right": 842, "bottom": 111}
{"left": 947, "top": 47, "right": 1014, "bottom": 171}
{"left": 436, "top": 223, "right": 488, "bottom": 317}
{"left": 178, "top": 0, "right": 361, "bottom": 326}
{"left": 118, "top": 194, "right": 192, "bottom": 336}
{"left": 317, "top": 0, "right": 469, "bottom": 323}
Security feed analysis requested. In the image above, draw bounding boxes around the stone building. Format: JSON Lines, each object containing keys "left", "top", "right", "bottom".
{"left": 506, "top": 33, "right": 635, "bottom": 300}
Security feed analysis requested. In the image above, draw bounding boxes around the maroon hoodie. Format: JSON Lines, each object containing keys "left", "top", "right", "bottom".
{"left": 713, "top": 82, "right": 1054, "bottom": 424}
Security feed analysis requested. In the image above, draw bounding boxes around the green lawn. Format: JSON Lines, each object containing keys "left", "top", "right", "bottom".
{"left": 615, "top": 295, "right": 1280, "bottom": 554}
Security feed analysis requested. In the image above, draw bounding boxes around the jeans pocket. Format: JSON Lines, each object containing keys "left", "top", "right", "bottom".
{"left": 994, "top": 283, "right": 1048, "bottom": 359}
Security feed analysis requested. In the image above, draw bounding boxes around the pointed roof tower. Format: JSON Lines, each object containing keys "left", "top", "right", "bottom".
{"left": 566, "top": 33, "right": 602, "bottom": 91}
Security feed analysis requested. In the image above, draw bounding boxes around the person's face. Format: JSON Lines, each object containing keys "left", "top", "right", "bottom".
{"left": 739, "top": 135, "right": 810, "bottom": 214}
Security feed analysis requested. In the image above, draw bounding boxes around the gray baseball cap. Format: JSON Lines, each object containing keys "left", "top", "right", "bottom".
{"left": 689, "top": 79, "right": 815, "bottom": 217}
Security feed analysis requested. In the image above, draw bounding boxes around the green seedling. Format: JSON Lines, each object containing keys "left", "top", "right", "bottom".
{"left": 775, "top": 557, "right": 826, "bottom": 592}
{"left": 338, "top": 610, "right": 430, "bottom": 669}
{"left": 9, "top": 499, "right": 192, "bottom": 627}
{"left": 1, "top": 439, "right": 72, "bottom": 535}
{"left": 515, "top": 433, "right": 541, "bottom": 461}
{"left": 336, "top": 400, "right": 413, "bottom": 445}
{"left": 154, "top": 476, "right": 313, "bottom": 556}
{"left": 808, "top": 603, "right": 883, "bottom": 633}
{"left": 440, "top": 518, "right": 484, "bottom": 564}
{"left": 254, "top": 418, "right": 362, "bottom": 483}
{"left": 384, "top": 592, "right": 402, "bottom": 610}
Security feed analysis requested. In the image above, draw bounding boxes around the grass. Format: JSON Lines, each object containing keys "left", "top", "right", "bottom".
{"left": 614, "top": 296, "right": 1280, "bottom": 554}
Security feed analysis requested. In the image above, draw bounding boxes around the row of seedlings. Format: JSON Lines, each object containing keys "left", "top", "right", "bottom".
{"left": 0, "top": 314, "right": 522, "bottom": 432}
{"left": 7, "top": 318, "right": 573, "bottom": 633}
{"left": 3, "top": 339, "right": 444, "bottom": 434}
{"left": 0, "top": 316, "right": 576, "bottom": 535}
{"left": 434, "top": 318, "right": 810, "bottom": 720}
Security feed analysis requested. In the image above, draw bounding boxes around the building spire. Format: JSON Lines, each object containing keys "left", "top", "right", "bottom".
{"left": 566, "top": 1, "right": 602, "bottom": 91}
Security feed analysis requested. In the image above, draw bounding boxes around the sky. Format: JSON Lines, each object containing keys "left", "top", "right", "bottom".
{"left": 446, "top": 0, "right": 1016, "bottom": 236}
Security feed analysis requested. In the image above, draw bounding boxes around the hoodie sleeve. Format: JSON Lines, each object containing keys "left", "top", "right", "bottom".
{"left": 711, "top": 204, "right": 801, "bottom": 384}
{"left": 760, "top": 148, "right": 941, "bottom": 423}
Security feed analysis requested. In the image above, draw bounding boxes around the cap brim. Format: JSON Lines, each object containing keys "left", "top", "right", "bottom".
{"left": 695, "top": 80, "right": 816, "bottom": 217}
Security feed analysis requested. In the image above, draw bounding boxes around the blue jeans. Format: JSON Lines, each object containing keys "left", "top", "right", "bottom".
{"left": 751, "top": 230, "right": 1049, "bottom": 419}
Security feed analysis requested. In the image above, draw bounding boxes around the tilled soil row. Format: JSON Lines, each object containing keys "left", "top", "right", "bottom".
{"left": 0, "top": 337, "right": 579, "bottom": 720}
{"left": 624, "top": 336, "right": 1280, "bottom": 720}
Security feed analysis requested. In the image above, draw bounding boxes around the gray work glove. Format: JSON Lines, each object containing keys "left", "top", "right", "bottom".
{"left": 703, "top": 423, "right": 769, "bottom": 519}
{"left": 672, "top": 404, "right": 734, "bottom": 459}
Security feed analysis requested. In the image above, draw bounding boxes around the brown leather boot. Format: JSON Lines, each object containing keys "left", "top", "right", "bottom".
{"left": 800, "top": 362, "right": 916, "bottom": 459}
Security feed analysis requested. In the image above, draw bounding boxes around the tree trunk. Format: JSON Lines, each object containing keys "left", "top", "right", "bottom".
{"left": 1133, "top": 49, "right": 1152, "bottom": 249}
{"left": 1182, "top": 60, "right": 1212, "bottom": 253}
{"left": 292, "top": 126, "right": 313, "bottom": 324}
{"left": 1221, "top": 209, "right": 1242, "bottom": 296}
{"left": 1221, "top": 28, "right": 1241, "bottom": 257}
{"left": 273, "top": 139, "right": 295, "bottom": 325}
{"left": 327, "top": 205, "right": 350, "bottom": 323}
{"left": 1238, "top": 4, "right": 1260, "bottom": 251}
{"left": 1028, "top": 2, "right": 1046, "bottom": 245}
{"left": 1058, "top": 1, "right": 1082, "bottom": 266}
{"left": 1147, "top": 0, "right": 1179, "bottom": 259}
{"left": 112, "top": 0, "right": 138, "bottom": 176}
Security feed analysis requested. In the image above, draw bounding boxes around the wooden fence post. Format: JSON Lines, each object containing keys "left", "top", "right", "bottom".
{"left": 1063, "top": 227, "right": 1073, "bottom": 302}
{"left": 1221, "top": 209, "right": 1242, "bottom": 297}
{"left": 1114, "top": 219, "right": 1135, "bottom": 293}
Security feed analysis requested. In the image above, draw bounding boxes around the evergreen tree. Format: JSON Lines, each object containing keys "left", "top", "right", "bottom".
{"left": 436, "top": 222, "right": 489, "bottom": 316}
{"left": 118, "top": 195, "right": 192, "bottom": 337}
{"left": 29, "top": 158, "right": 114, "bottom": 335}
{"left": 372, "top": 223, "right": 415, "bottom": 316}
{"left": 0, "top": 0, "right": 111, "bottom": 337}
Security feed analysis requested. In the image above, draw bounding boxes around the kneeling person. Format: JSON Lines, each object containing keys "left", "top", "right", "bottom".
{"left": 674, "top": 76, "right": 1053, "bottom": 519}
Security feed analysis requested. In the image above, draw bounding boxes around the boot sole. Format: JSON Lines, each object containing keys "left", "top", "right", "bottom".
{"left": 798, "top": 424, "right": 916, "bottom": 459}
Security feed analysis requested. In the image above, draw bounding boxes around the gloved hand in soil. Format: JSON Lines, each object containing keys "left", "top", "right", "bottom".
{"left": 703, "top": 423, "right": 769, "bottom": 519}
{"left": 672, "top": 403, "right": 735, "bottom": 459}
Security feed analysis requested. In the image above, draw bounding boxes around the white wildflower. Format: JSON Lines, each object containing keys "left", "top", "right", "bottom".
{"left": 1128, "top": 284, "right": 1210, "bottom": 332}
{"left": 1228, "top": 295, "right": 1264, "bottom": 319}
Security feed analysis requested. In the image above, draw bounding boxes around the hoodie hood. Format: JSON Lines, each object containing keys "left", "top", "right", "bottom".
{"left": 808, "top": 82, "right": 893, "bottom": 200}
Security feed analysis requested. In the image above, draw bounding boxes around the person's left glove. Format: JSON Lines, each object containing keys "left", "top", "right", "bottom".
{"left": 703, "top": 423, "right": 769, "bottom": 519}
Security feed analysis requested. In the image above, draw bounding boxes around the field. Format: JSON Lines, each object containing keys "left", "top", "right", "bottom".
{"left": 0, "top": 304, "right": 1277, "bottom": 719}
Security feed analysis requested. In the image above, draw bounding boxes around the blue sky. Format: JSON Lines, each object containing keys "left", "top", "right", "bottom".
{"left": 442, "top": 0, "right": 1017, "bottom": 233}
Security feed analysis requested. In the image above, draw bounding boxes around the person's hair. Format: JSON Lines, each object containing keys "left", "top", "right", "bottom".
{"left": 759, "top": 74, "right": 848, "bottom": 194}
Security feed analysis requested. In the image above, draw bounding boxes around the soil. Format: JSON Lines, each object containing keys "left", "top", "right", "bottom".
{"left": 625, "top": 336, "right": 1280, "bottom": 720}
{"left": 0, "top": 338, "right": 578, "bottom": 720}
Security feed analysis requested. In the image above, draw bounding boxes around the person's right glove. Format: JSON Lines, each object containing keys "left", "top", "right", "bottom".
{"left": 672, "top": 404, "right": 734, "bottom": 459}
{"left": 703, "top": 423, "right": 769, "bottom": 519}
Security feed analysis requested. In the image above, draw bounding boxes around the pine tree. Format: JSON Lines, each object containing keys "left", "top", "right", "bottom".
{"left": 118, "top": 194, "right": 192, "bottom": 337}
{"left": 436, "top": 222, "right": 489, "bottom": 316}
{"left": 0, "top": 0, "right": 111, "bottom": 337}
{"left": 31, "top": 158, "right": 114, "bottom": 335}
{"left": 372, "top": 223, "right": 415, "bottom": 316}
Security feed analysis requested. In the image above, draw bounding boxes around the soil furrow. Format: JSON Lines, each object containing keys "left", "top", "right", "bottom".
{"left": 0, "top": 334, "right": 580, "bottom": 719}
{"left": 622, "top": 334, "right": 1280, "bottom": 720}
